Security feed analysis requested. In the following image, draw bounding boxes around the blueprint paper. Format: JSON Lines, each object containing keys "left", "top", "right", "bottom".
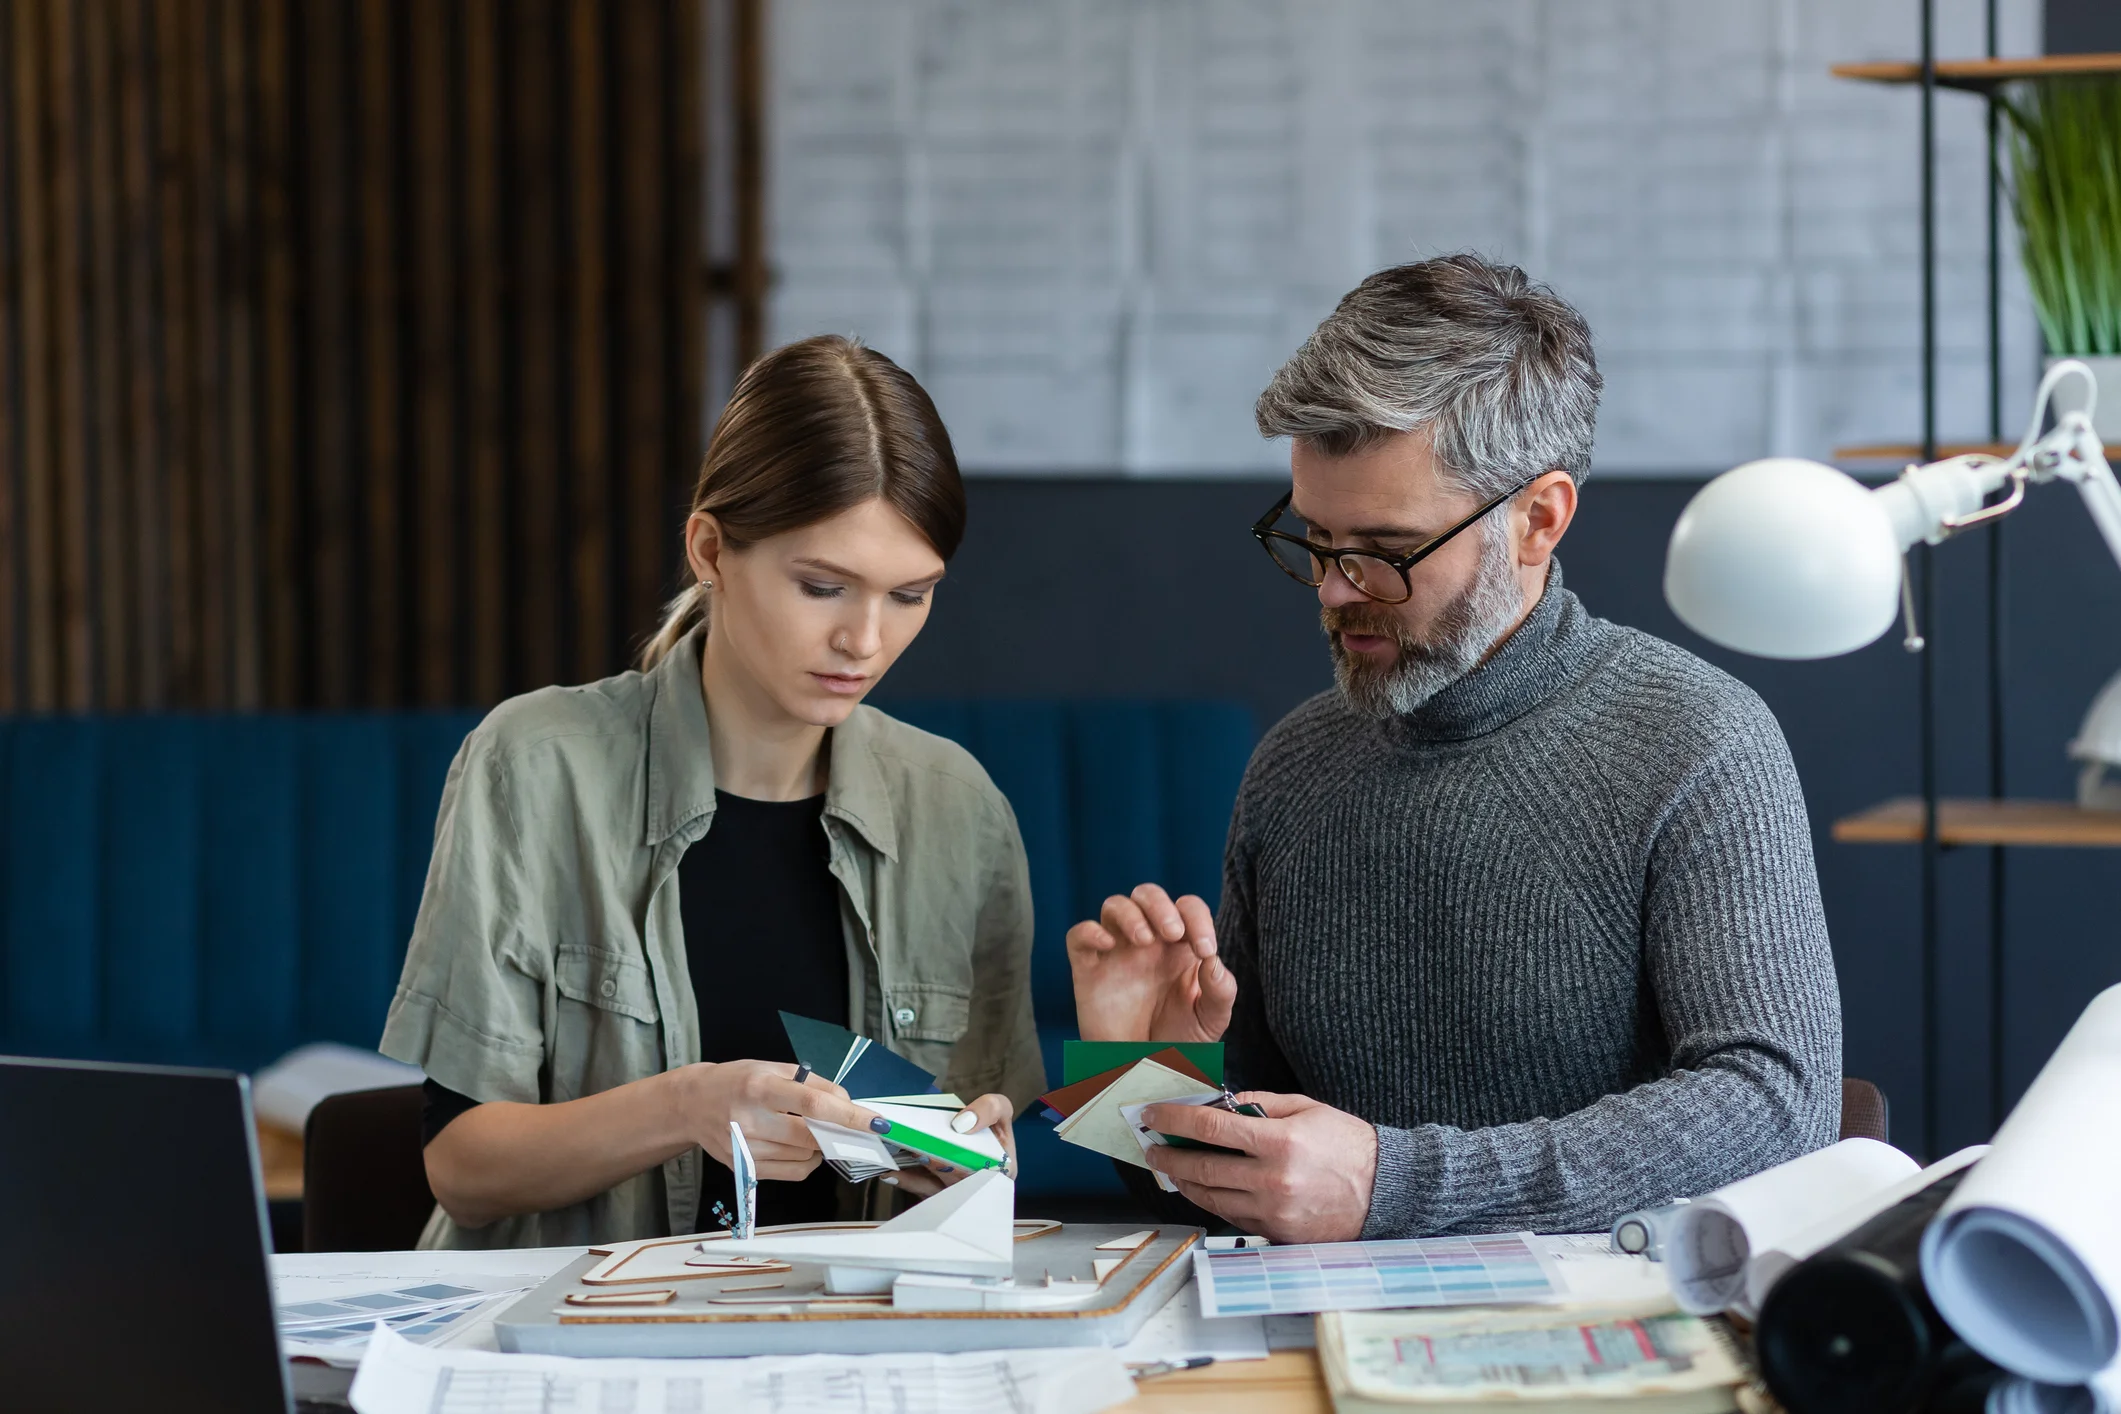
{"left": 350, "top": 1322, "right": 1138, "bottom": 1414}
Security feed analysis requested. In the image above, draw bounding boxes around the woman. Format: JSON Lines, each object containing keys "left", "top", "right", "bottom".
{"left": 381, "top": 336, "right": 1044, "bottom": 1248}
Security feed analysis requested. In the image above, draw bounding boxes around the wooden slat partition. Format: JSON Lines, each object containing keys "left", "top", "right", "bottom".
{"left": 0, "top": 0, "right": 725, "bottom": 711}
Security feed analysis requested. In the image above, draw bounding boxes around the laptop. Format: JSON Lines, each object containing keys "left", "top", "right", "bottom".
{"left": 0, "top": 1055, "right": 292, "bottom": 1413}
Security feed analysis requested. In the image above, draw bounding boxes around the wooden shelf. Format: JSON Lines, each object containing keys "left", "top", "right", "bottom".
{"left": 1832, "top": 53, "right": 2121, "bottom": 91}
{"left": 1831, "top": 442, "right": 2017, "bottom": 463}
{"left": 1833, "top": 797, "right": 2121, "bottom": 847}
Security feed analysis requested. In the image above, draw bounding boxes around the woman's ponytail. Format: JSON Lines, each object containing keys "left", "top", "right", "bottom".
{"left": 636, "top": 579, "right": 710, "bottom": 672}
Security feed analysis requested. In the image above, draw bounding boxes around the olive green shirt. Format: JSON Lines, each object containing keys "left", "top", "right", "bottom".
{"left": 379, "top": 629, "right": 1045, "bottom": 1249}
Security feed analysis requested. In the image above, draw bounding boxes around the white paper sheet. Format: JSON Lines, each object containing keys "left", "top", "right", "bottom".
{"left": 274, "top": 1248, "right": 582, "bottom": 1364}
{"left": 1114, "top": 1279, "right": 1268, "bottom": 1365}
{"left": 1924, "top": 983, "right": 2121, "bottom": 1385}
{"left": 1664, "top": 1138, "right": 1919, "bottom": 1316}
{"left": 348, "top": 1322, "right": 1138, "bottom": 1414}
{"left": 1535, "top": 1234, "right": 1671, "bottom": 1306}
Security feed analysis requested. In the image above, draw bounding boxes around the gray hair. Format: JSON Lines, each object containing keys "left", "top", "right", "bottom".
{"left": 1255, "top": 253, "right": 1602, "bottom": 497}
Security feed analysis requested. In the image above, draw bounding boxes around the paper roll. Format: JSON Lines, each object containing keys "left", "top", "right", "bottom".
{"left": 1665, "top": 1137, "right": 1919, "bottom": 1316}
{"left": 1922, "top": 984, "right": 2121, "bottom": 1386}
{"left": 1745, "top": 1146, "right": 1987, "bottom": 1314}
{"left": 1755, "top": 1164, "right": 1996, "bottom": 1414}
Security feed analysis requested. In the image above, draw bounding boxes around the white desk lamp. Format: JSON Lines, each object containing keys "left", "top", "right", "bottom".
{"left": 1664, "top": 360, "right": 2121, "bottom": 805}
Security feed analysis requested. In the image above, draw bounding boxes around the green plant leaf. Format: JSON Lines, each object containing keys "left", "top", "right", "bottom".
{"left": 2001, "top": 77, "right": 2121, "bottom": 357}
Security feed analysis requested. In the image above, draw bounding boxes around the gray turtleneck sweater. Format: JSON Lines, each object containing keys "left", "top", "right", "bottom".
{"left": 1219, "top": 566, "right": 1842, "bottom": 1237}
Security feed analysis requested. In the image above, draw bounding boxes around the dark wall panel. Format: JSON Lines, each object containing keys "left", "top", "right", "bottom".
{"left": 0, "top": 0, "right": 714, "bottom": 711}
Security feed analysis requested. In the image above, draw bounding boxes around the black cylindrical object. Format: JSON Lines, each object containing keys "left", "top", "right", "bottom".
{"left": 1756, "top": 1166, "right": 2000, "bottom": 1414}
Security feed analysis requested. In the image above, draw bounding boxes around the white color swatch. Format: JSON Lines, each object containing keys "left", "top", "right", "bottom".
{"left": 1924, "top": 983, "right": 2121, "bottom": 1385}
{"left": 1664, "top": 1137, "right": 1919, "bottom": 1316}
{"left": 769, "top": 0, "right": 2039, "bottom": 476}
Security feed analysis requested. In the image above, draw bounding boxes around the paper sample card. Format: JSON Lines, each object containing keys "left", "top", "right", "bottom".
{"left": 1061, "top": 1040, "right": 1223, "bottom": 1087}
{"left": 1192, "top": 1233, "right": 1562, "bottom": 1319}
{"left": 1053, "top": 1059, "right": 1220, "bottom": 1168}
{"left": 805, "top": 1103, "right": 1006, "bottom": 1184}
{"left": 780, "top": 1011, "right": 941, "bottom": 1100}
{"left": 1038, "top": 1045, "right": 1216, "bottom": 1121}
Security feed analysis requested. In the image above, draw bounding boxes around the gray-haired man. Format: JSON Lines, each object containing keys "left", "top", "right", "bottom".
{"left": 1068, "top": 254, "right": 1842, "bottom": 1242}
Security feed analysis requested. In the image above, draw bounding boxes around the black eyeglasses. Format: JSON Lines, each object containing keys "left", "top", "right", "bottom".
{"left": 1251, "top": 477, "right": 1537, "bottom": 605}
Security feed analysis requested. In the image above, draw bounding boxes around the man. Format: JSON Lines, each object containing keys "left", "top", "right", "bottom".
{"left": 1068, "top": 253, "right": 1840, "bottom": 1243}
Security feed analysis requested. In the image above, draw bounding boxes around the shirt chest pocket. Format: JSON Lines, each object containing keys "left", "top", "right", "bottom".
{"left": 551, "top": 943, "right": 661, "bottom": 1101}
{"left": 882, "top": 983, "right": 972, "bottom": 1088}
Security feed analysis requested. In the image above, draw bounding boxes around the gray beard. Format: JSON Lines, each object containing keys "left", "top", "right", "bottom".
{"left": 1329, "top": 525, "right": 1528, "bottom": 718}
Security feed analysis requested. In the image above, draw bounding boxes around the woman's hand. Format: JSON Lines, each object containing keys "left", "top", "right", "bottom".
{"left": 670, "top": 1060, "right": 873, "bottom": 1181}
{"left": 1066, "top": 884, "right": 1235, "bottom": 1043}
{"left": 882, "top": 1092, "right": 1017, "bottom": 1198}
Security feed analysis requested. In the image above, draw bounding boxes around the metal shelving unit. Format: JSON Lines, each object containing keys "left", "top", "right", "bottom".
{"left": 1828, "top": 12, "right": 2121, "bottom": 1154}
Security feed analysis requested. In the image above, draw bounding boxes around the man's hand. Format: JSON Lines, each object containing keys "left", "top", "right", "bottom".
{"left": 1066, "top": 884, "right": 1237, "bottom": 1042}
{"left": 1140, "top": 1092, "right": 1378, "bottom": 1244}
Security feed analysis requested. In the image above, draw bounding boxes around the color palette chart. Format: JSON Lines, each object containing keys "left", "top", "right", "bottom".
{"left": 1192, "top": 1234, "right": 1560, "bottom": 1318}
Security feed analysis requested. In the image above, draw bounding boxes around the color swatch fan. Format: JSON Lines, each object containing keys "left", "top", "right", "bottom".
{"left": 781, "top": 1011, "right": 942, "bottom": 1100}
{"left": 779, "top": 1012, "right": 1006, "bottom": 1181}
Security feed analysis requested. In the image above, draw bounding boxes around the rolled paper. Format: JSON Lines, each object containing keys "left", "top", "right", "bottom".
{"left": 1746, "top": 1146, "right": 1987, "bottom": 1314}
{"left": 1665, "top": 1138, "right": 1919, "bottom": 1316}
{"left": 1924, "top": 983, "right": 2121, "bottom": 1385}
{"left": 1756, "top": 1164, "right": 1995, "bottom": 1414}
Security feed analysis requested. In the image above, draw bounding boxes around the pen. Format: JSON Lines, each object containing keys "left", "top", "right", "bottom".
{"left": 1132, "top": 1356, "right": 1215, "bottom": 1380}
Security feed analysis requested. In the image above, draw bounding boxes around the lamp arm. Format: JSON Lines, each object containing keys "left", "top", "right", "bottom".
{"left": 2058, "top": 437, "right": 2121, "bottom": 574}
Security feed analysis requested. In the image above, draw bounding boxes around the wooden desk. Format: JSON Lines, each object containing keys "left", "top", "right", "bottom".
{"left": 257, "top": 1118, "right": 305, "bottom": 1201}
{"left": 1118, "top": 1352, "right": 1329, "bottom": 1414}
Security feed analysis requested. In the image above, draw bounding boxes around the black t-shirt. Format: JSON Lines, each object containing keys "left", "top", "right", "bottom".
{"left": 423, "top": 788, "right": 852, "bottom": 1229}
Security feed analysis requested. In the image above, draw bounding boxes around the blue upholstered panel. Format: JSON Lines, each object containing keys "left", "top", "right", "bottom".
{"left": 300, "top": 717, "right": 398, "bottom": 1047}
{"left": 102, "top": 717, "right": 203, "bottom": 1048}
{"left": 0, "top": 702, "right": 1253, "bottom": 1194}
{"left": 4, "top": 721, "right": 101, "bottom": 1048}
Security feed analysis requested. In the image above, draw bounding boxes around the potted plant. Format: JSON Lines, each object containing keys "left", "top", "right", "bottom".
{"left": 2002, "top": 77, "right": 2121, "bottom": 439}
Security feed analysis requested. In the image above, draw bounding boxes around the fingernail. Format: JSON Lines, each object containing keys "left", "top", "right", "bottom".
{"left": 880, "top": 1174, "right": 899, "bottom": 1186}
{"left": 869, "top": 1117, "right": 892, "bottom": 1134}
{"left": 950, "top": 1111, "right": 978, "bottom": 1134}
{"left": 934, "top": 1162, "right": 955, "bottom": 1173}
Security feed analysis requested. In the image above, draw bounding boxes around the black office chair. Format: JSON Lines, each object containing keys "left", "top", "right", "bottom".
{"left": 1839, "top": 1076, "right": 1889, "bottom": 1144}
{"left": 302, "top": 1084, "right": 436, "bottom": 1252}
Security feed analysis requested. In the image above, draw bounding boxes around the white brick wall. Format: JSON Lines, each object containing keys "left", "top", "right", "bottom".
{"left": 768, "top": 0, "right": 2041, "bottom": 476}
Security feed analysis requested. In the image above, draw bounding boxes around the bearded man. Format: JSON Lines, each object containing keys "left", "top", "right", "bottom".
{"left": 1068, "top": 254, "right": 1842, "bottom": 1242}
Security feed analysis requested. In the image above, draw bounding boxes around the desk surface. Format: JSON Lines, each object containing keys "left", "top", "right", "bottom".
{"left": 1118, "top": 1352, "right": 1328, "bottom": 1413}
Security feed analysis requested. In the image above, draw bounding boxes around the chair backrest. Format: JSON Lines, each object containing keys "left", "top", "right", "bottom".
{"left": 1840, "top": 1076, "right": 1889, "bottom": 1143}
{"left": 303, "top": 1084, "right": 434, "bottom": 1252}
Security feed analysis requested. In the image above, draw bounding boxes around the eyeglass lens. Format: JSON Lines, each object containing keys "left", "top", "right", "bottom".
{"left": 1263, "top": 534, "right": 1408, "bottom": 603}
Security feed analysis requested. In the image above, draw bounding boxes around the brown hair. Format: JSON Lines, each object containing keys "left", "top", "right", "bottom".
{"left": 637, "top": 335, "right": 965, "bottom": 670}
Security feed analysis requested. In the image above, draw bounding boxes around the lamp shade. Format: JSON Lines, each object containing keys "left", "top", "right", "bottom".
{"left": 1664, "top": 458, "right": 1904, "bottom": 659}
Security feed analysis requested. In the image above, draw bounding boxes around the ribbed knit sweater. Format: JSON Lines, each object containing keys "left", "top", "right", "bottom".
{"left": 1220, "top": 565, "right": 1843, "bottom": 1237}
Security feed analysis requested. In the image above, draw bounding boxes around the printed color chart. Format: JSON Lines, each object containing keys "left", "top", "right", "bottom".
{"left": 1193, "top": 1234, "right": 1559, "bottom": 1318}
